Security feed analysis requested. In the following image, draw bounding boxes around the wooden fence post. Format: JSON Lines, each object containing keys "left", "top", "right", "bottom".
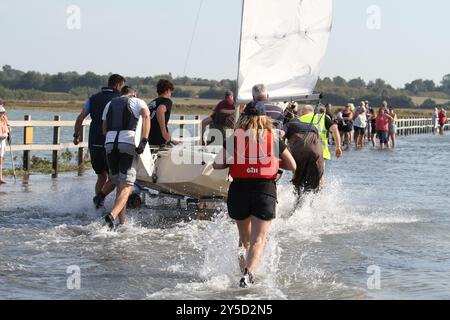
{"left": 23, "top": 115, "right": 33, "bottom": 171}
{"left": 180, "top": 115, "right": 185, "bottom": 140}
{"left": 52, "top": 115, "right": 61, "bottom": 178}
{"left": 195, "top": 115, "right": 201, "bottom": 145}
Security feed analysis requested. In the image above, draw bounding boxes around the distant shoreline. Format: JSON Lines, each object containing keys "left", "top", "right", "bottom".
{"left": 5, "top": 99, "right": 217, "bottom": 115}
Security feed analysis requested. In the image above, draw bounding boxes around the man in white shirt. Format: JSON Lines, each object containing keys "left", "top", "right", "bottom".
{"left": 101, "top": 87, "right": 150, "bottom": 229}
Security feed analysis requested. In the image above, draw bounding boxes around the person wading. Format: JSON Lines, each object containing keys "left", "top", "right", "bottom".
{"left": 102, "top": 87, "right": 150, "bottom": 230}
{"left": 213, "top": 101, "right": 296, "bottom": 288}
{"left": 201, "top": 90, "right": 236, "bottom": 145}
{"left": 282, "top": 105, "right": 324, "bottom": 195}
{"left": 376, "top": 107, "right": 393, "bottom": 149}
{"left": 294, "top": 105, "right": 342, "bottom": 190}
{"left": 0, "top": 101, "right": 11, "bottom": 184}
{"left": 73, "top": 74, "right": 126, "bottom": 208}
{"left": 438, "top": 108, "right": 447, "bottom": 135}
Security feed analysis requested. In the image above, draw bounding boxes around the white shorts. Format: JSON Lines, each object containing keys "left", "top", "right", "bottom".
{"left": 0, "top": 139, "right": 6, "bottom": 158}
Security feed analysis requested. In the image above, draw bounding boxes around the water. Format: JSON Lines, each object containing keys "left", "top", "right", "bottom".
{"left": 1, "top": 123, "right": 450, "bottom": 299}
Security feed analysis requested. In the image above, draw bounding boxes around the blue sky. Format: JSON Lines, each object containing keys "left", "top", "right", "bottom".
{"left": 0, "top": 0, "right": 449, "bottom": 88}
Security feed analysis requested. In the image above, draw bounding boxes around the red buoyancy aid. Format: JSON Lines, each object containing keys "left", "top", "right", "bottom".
{"left": 439, "top": 112, "right": 446, "bottom": 125}
{"left": 229, "top": 129, "right": 279, "bottom": 180}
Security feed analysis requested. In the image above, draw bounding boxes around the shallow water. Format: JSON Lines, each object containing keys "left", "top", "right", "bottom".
{"left": 1, "top": 134, "right": 450, "bottom": 300}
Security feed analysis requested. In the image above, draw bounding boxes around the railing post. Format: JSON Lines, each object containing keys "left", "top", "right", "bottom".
{"left": 195, "top": 115, "right": 201, "bottom": 145}
{"left": 23, "top": 115, "right": 33, "bottom": 171}
{"left": 52, "top": 115, "right": 61, "bottom": 178}
{"left": 78, "top": 124, "right": 85, "bottom": 174}
{"left": 180, "top": 115, "right": 185, "bottom": 140}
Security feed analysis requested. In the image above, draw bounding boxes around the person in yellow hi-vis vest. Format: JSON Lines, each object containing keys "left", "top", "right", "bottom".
{"left": 296, "top": 105, "right": 342, "bottom": 189}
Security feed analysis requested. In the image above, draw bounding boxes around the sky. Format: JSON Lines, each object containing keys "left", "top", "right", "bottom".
{"left": 0, "top": 0, "right": 449, "bottom": 88}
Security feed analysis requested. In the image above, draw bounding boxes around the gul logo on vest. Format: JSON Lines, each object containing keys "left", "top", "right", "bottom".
{"left": 247, "top": 167, "right": 259, "bottom": 174}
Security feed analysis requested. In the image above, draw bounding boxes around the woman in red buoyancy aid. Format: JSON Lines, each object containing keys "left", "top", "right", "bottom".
{"left": 213, "top": 101, "right": 296, "bottom": 288}
{"left": 438, "top": 108, "right": 447, "bottom": 135}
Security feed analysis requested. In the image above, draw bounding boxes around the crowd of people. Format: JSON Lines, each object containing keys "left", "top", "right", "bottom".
{"left": 325, "top": 100, "right": 399, "bottom": 150}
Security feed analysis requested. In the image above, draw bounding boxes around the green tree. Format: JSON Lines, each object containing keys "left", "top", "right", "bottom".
{"left": 333, "top": 76, "right": 347, "bottom": 87}
{"left": 440, "top": 74, "right": 450, "bottom": 94}
{"left": 76, "top": 72, "right": 103, "bottom": 89}
{"left": 19, "top": 71, "right": 44, "bottom": 90}
{"left": 420, "top": 98, "right": 437, "bottom": 109}
{"left": 348, "top": 77, "right": 366, "bottom": 89}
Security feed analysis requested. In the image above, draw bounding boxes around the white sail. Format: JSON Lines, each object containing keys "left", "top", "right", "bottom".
{"left": 237, "top": 0, "right": 333, "bottom": 102}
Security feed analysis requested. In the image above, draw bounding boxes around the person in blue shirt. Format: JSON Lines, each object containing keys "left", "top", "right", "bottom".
{"left": 73, "top": 74, "right": 126, "bottom": 208}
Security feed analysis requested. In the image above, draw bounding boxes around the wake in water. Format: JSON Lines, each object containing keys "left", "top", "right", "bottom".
{"left": 144, "top": 175, "right": 419, "bottom": 299}
{"left": 0, "top": 172, "right": 420, "bottom": 300}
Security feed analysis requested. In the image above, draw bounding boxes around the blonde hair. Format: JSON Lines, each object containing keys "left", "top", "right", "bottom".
{"left": 235, "top": 115, "right": 274, "bottom": 140}
{"left": 0, "top": 112, "right": 8, "bottom": 124}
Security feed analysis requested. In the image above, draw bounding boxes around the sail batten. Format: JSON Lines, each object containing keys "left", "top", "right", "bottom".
{"left": 237, "top": 0, "right": 333, "bottom": 102}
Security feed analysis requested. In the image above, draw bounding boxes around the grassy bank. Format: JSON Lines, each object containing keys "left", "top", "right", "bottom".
{"left": 2, "top": 153, "right": 92, "bottom": 178}
{"left": 3, "top": 163, "right": 91, "bottom": 178}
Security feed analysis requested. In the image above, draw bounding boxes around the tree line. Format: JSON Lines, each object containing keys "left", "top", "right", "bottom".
{"left": 0, "top": 65, "right": 449, "bottom": 108}
{"left": 317, "top": 76, "right": 450, "bottom": 109}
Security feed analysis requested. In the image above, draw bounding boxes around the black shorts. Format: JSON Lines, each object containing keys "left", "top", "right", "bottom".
{"left": 354, "top": 127, "right": 365, "bottom": 136}
{"left": 227, "top": 184, "right": 277, "bottom": 221}
{"left": 89, "top": 147, "right": 108, "bottom": 175}
{"left": 342, "top": 124, "right": 353, "bottom": 133}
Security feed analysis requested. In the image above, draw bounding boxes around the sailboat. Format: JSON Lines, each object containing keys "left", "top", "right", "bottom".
{"left": 134, "top": 0, "right": 333, "bottom": 201}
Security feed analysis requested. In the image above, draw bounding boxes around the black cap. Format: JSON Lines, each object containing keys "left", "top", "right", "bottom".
{"left": 243, "top": 101, "right": 266, "bottom": 116}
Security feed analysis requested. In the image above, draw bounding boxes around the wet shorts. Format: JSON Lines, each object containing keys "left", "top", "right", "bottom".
{"left": 0, "top": 138, "right": 6, "bottom": 158}
{"left": 227, "top": 188, "right": 277, "bottom": 221}
{"left": 389, "top": 124, "right": 397, "bottom": 134}
{"left": 377, "top": 131, "right": 388, "bottom": 144}
{"left": 105, "top": 143, "right": 137, "bottom": 186}
{"left": 89, "top": 146, "right": 108, "bottom": 175}
{"left": 354, "top": 126, "right": 366, "bottom": 136}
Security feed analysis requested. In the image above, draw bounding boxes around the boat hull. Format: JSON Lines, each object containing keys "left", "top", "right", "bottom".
{"left": 136, "top": 147, "right": 230, "bottom": 199}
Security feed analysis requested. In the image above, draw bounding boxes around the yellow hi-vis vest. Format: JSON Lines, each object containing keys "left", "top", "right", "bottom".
{"left": 298, "top": 113, "right": 331, "bottom": 160}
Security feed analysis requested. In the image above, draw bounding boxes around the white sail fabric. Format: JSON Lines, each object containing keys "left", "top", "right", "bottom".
{"left": 237, "top": 0, "right": 333, "bottom": 102}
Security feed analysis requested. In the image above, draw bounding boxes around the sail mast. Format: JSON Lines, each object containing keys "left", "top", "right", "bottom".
{"left": 235, "top": 0, "right": 246, "bottom": 122}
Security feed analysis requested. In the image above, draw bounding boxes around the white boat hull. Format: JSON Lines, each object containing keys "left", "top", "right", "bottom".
{"left": 136, "top": 147, "right": 230, "bottom": 199}
{"left": 134, "top": 119, "right": 230, "bottom": 199}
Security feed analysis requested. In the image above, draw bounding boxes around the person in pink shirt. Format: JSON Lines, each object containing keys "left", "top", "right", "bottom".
{"left": 376, "top": 107, "right": 393, "bottom": 149}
